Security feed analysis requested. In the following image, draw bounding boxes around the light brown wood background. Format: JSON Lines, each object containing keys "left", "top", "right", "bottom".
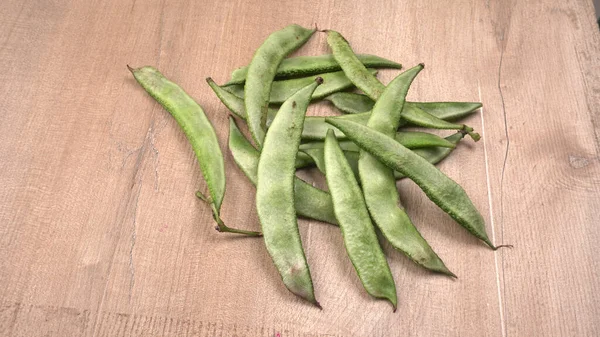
{"left": 1, "top": 0, "right": 599, "bottom": 336}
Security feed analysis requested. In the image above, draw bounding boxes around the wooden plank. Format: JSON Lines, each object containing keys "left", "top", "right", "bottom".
{"left": 0, "top": 0, "right": 598, "bottom": 336}
{"left": 475, "top": 0, "right": 600, "bottom": 336}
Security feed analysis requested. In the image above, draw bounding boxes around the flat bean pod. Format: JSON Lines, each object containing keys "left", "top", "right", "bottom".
{"left": 300, "top": 131, "right": 455, "bottom": 152}
{"left": 326, "top": 118, "right": 499, "bottom": 249}
{"left": 302, "top": 148, "right": 359, "bottom": 179}
{"left": 394, "top": 132, "right": 464, "bottom": 179}
{"left": 207, "top": 77, "right": 278, "bottom": 125}
{"left": 256, "top": 79, "right": 321, "bottom": 307}
{"left": 411, "top": 101, "right": 483, "bottom": 121}
{"left": 228, "top": 117, "right": 336, "bottom": 225}
{"left": 129, "top": 66, "right": 260, "bottom": 236}
{"left": 325, "top": 92, "right": 482, "bottom": 121}
{"left": 295, "top": 152, "right": 316, "bottom": 168}
{"left": 245, "top": 24, "right": 315, "bottom": 148}
{"left": 327, "top": 30, "right": 386, "bottom": 100}
{"left": 220, "top": 84, "right": 245, "bottom": 99}
{"left": 209, "top": 77, "right": 367, "bottom": 139}
{"left": 225, "top": 53, "right": 401, "bottom": 85}
{"left": 326, "top": 30, "right": 480, "bottom": 140}
{"left": 302, "top": 132, "right": 465, "bottom": 181}
{"left": 301, "top": 113, "right": 371, "bottom": 140}
{"left": 226, "top": 69, "right": 378, "bottom": 104}
{"left": 209, "top": 78, "right": 476, "bottom": 142}
{"left": 402, "top": 105, "right": 481, "bottom": 141}
{"left": 324, "top": 130, "right": 397, "bottom": 310}
{"left": 324, "top": 92, "right": 376, "bottom": 114}
{"left": 358, "top": 64, "right": 452, "bottom": 275}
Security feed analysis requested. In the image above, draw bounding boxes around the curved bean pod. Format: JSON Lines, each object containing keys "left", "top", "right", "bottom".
{"left": 220, "top": 84, "right": 245, "bottom": 99}
{"left": 358, "top": 64, "right": 453, "bottom": 276}
{"left": 209, "top": 77, "right": 475, "bottom": 142}
{"left": 226, "top": 69, "right": 378, "bottom": 104}
{"left": 303, "top": 132, "right": 465, "bottom": 181}
{"left": 208, "top": 77, "right": 367, "bottom": 139}
{"left": 301, "top": 112, "right": 371, "bottom": 140}
{"left": 295, "top": 152, "right": 316, "bottom": 169}
{"left": 324, "top": 129, "right": 397, "bottom": 310}
{"left": 327, "top": 30, "right": 386, "bottom": 100}
{"left": 298, "top": 108, "right": 481, "bottom": 141}
{"left": 411, "top": 101, "right": 483, "bottom": 121}
{"left": 225, "top": 53, "right": 401, "bottom": 85}
{"left": 300, "top": 131, "right": 455, "bottom": 152}
{"left": 228, "top": 117, "right": 336, "bottom": 224}
{"left": 324, "top": 92, "right": 375, "bottom": 114}
{"left": 207, "top": 77, "right": 278, "bottom": 125}
{"left": 129, "top": 66, "right": 260, "bottom": 236}
{"left": 394, "top": 132, "right": 464, "bottom": 179}
{"left": 245, "top": 24, "right": 315, "bottom": 148}
{"left": 302, "top": 148, "right": 359, "bottom": 179}
{"left": 394, "top": 131, "right": 455, "bottom": 149}
{"left": 402, "top": 105, "right": 481, "bottom": 141}
{"left": 326, "top": 30, "right": 480, "bottom": 140}
{"left": 325, "top": 92, "right": 482, "bottom": 121}
{"left": 326, "top": 118, "right": 498, "bottom": 249}
{"left": 256, "top": 79, "right": 322, "bottom": 307}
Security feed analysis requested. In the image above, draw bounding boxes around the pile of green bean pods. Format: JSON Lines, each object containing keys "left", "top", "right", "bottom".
{"left": 129, "top": 24, "right": 510, "bottom": 311}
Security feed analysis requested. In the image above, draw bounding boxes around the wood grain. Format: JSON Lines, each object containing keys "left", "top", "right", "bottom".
{"left": 1, "top": 0, "right": 599, "bottom": 336}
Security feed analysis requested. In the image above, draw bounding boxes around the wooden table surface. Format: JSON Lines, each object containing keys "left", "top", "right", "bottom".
{"left": 1, "top": 0, "right": 599, "bottom": 336}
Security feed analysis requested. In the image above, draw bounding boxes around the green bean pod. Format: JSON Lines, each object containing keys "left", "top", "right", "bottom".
{"left": 324, "top": 92, "right": 376, "bottom": 114}
{"left": 209, "top": 77, "right": 367, "bottom": 139}
{"left": 300, "top": 113, "right": 371, "bottom": 140}
{"left": 300, "top": 131, "right": 455, "bottom": 152}
{"left": 411, "top": 101, "right": 483, "bottom": 121}
{"left": 302, "top": 148, "right": 359, "bottom": 179}
{"left": 226, "top": 69, "right": 378, "bottom": 104}
{"left": 299, "top": 111, "right": 475, "bottom": 141}
{"left": 225, "top": 53, "right": 401, "bottom": 85}
{"left": 326, "top": 30, "right": 480, "bottom": 140}
{"left": 394, "top": 132, "right": 465, "bottom": 179}
{"left": 208, "top": 78, "right": 372, "bottom": 140}
{"left": 325, "top": 92, "right": 482, "bottom": 121}
{"left": 245, "top": 24, "right": 315, "bottom": 148}
{"left": 209, "top": 77, "right": 477, "bottom": 143}
{"left": 207, "top": 77, "right": 278, "bottom": 125}
{"left": 358, "top": 64, "right": 453, "bottom": 276}
{"left": 302, "top": 132, "right": 465, "bottom": 181}
{"left": 327, "top": 30, "right": 386, "bottom": 100}
{"left": 129, "top": 66, "right": 260, "bottom": 236}
{"left": 256, "top": 79, "right": 322, "bottom": 307}
{"left": 295, "top": 152, "right": 316, "bottom": 169}
{"left": 220, "top": 84, "right": 245, "bottom": 100}
{"left": 326, "top": 118, "right": 498, "bottom": 249}
{"left": 324, "top": 129, "right": 397, "bottom": 310}
{"left": 228, "top": 117, "right": 336, "bottom": 224}
{"left": 402, "top": 105, "right": 481, "bottom": 141}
